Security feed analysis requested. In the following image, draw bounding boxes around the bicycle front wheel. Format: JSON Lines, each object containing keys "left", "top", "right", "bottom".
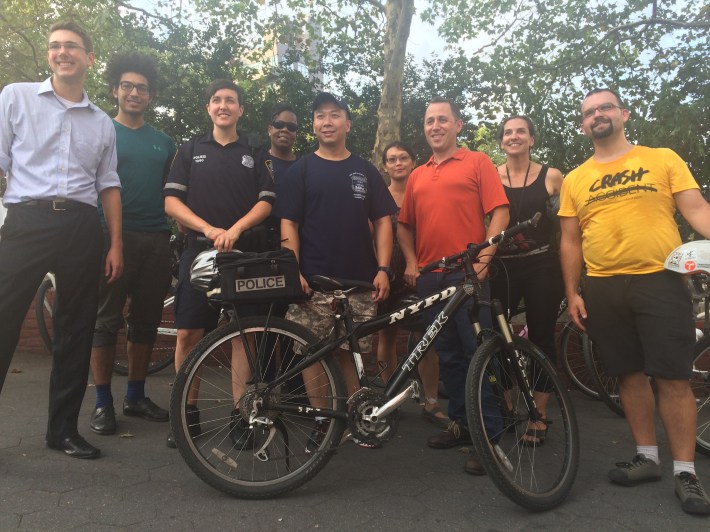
{"left": 466, "top": 335, "right": 579, "bottom": 511}
{"left": 170, "top": 315, "right": 347, "bottom": 498}
{"left": 692, "top": 335, "right": 710, "bottom": 456}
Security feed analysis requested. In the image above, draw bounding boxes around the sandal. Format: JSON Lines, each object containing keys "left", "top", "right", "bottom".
{"left": 520, "top": 418, "right": 551, "bottom": 447}
{"left": 421, "top": 405, "right": 450, "bottom": 429}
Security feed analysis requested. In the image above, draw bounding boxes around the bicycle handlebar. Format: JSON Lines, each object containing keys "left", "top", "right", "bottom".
{"left": 420, "top": 212, "right": 542, "bottom": 273}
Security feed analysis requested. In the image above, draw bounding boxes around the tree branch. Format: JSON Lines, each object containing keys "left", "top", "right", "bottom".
{"left": 0, "top": 13, "right": 40, "bottom": 74}
{"left": 547, "top": 17, "right": 709, "bottom": 71}
{"left": 359, "top": 0, "right": 386, "bottom": 16}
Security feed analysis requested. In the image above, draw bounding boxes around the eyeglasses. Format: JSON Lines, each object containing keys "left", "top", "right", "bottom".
{"left": 385, "top": 155, "right": 412, "bottom": 164}
{"left": 271, "top": 120, "right": 299, "bottom": 132}
{"left": 119, "top": 81, "right": 150, "bottom": 95}
{"left": 48, "top": 41, "right": 87, "bottom": 53}
{"left": 581, "top": 102, "right": 623, "bottom": 119}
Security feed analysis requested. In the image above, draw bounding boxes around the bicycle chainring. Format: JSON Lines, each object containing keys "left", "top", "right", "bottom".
{"left": 347, "top": 389, "right": 399, "bottom": 446}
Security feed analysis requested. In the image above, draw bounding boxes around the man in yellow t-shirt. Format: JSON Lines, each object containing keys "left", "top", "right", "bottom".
{"left": 559, "top": 87, "right": 710, "bottom": 515}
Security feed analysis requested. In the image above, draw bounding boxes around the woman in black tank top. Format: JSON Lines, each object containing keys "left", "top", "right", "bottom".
{"left": 491, "top": 115, "right": 564, "bottom": 446}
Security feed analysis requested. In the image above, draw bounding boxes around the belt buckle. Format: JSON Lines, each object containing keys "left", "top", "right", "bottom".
{"left": 52, "top": 200, "right": 67, "bottom": 211}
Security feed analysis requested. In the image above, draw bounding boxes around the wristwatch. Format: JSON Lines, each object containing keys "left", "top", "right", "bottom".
{"left": 377, "top": 266, "right": 393, "bottom": 280}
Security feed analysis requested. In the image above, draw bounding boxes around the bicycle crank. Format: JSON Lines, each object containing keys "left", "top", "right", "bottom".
{"left": 347, "top": 389, "right": 399, "bottom": 446}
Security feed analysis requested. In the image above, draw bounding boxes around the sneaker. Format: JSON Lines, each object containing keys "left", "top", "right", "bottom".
{"left": 305, "top": 419, "right": 329, "bottom": 454}
{"left": 230, "top": 410, "right": 255, "bottom": 449}
{"left": 427, "top": 420, "right": 472, "bottom": 449}
{"left": 675, "top": 472, "right": 710, "bottom": 515}
{"left": 608, "top": 454, "right": 661, "bottom": 486}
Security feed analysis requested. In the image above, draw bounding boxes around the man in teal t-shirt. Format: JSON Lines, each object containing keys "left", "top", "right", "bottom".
{"left": 89, "top": 53, "right": 177, "bottom": 436}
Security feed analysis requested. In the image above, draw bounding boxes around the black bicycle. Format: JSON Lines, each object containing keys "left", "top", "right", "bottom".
{"left": 169, "top": 213, "right": 579, "bottom": 510}
{"left": 35, "top": 234, "right": 182, "bottom": 375}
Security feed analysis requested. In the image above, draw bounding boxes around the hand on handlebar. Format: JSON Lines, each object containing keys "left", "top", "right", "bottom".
{"left": 404, "top": 261, "right": 420, "bottom": 288}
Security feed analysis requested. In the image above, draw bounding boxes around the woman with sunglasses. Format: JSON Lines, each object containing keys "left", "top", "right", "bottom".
{"left": 492, "top": 115, "right": 564, "bottom": 446}
{"left": 377, "top": 141, "right": 449, "bottom": 429}
{"left": 267, "top": 103, "right": 299, "bottom": 175}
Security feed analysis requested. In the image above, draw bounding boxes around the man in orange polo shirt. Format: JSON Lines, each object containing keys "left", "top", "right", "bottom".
{"left": 399, "top": 97, "right": 509, "bottom": 475}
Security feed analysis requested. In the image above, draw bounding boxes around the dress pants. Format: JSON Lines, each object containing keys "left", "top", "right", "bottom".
{"left": 0, "top": 202, "right": 102, "bottom": 442}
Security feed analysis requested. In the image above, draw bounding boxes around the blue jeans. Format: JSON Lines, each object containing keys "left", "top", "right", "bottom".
{"left": 416, "top": 272, "right": 493, "bottom": 424}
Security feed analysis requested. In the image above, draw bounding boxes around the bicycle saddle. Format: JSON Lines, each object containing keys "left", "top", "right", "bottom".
{"left": 309, "top": 275, "right": 376, "bottom": 292}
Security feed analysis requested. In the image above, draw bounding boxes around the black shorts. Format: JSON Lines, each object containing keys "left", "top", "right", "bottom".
{"left": 583, "top": 271, "right": 695, "bottom": 379}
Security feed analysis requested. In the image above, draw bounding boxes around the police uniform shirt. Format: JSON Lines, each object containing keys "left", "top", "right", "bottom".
{"left": 164, "top": 132, "right": 275, "bottom": 235}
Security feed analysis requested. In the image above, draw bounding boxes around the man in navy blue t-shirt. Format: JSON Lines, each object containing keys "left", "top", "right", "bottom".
{"left": 274, "top": 92, "right": 396, "bottom": 450}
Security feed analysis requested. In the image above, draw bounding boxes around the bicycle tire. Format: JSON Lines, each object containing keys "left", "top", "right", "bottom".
{"left": 559, "top": 322, "right": 599, "bottom": 399}
{"left": 692, "top": 334, "right": 710, "bottom": 456}
{"left": 583, "top": 335, "right": 625, "bottom": 417}
{"left": 35, "top": 276, "right": 55, "bottom": 354}
{"left": 170, "top": 315, "right": 347, "bottom": 498}
{"left": 466, "top": 335, "right": 579, "bottom": 511}
{"left": 111, "top": 295, "right": 176, "bottom": 376}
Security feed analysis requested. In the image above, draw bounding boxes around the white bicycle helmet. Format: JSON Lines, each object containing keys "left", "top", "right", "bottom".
{"left": 664, "top": 240, "right": 710, "bottom": 298}
{"left": 190, "top": 249, "right": 219, "bottom": 292}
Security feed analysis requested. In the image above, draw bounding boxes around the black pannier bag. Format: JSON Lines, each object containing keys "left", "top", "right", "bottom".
{"left": 215, "top": 248, "right": 307, "bottom": 303}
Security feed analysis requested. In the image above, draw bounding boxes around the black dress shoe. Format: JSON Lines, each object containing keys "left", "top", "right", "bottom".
{"left": 90, "top": 405, "right": 117, "bottom": 435}
{"left": 46, "top": 435, "right": 101, "bottom": 459}
{"left": 123, "top": 397, "right": 169, "bottom": 421}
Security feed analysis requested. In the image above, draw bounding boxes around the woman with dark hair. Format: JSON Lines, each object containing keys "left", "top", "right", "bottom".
{"left": 377, "top": 141, "right": 449, "bottom": 429}
{"left": 492, "top": 115, "right": 564, "bottom": 445}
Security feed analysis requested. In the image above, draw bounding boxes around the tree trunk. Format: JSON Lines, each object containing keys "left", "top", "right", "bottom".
{"left": 372, "top": 0, "right": 414, "bottom": 178}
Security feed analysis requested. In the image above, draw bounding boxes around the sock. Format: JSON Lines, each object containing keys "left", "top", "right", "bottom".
{"left": 126, "top": 380, "right": 145, "bottom": 402}
{"left": 637, "top": 445, "right": 660, "bottom": 465}
{"left": 673, "top": 461, "right": 696, "bottom": 476}
{"left": 95, "top": 384, "right": 113, "bottom": 409}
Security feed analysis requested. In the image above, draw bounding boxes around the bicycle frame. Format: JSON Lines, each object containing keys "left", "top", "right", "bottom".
{"left": 242, "top": 261, "right": 541, "bottom": 428}
{"left": 232, "top": 213, "right": 544, "bottom": 425}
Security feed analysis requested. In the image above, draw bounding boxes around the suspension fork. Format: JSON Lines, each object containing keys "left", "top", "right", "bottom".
{"left": 488, "top": 299, "right": 542, "bottom": 423}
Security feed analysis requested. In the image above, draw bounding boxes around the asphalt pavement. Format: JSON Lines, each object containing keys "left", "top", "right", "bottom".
{"left": 1, "top": 349, "right": 709, "bottom": 531}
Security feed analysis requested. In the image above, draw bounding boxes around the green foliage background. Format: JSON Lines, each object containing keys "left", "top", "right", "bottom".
{"left": 1, "top": 0, "right": 708, "bottom": 185}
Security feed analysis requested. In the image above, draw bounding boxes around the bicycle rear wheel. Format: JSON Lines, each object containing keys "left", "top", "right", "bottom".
{"left": 466, "top": 335, "right": 579, "bottom": 511}
{"left": 35, "top": 275, "right": 55, "bottom": 353}
{"left": 170, "top": 315, "right": 347, "bottom": 498}
{"left": 559, "top": 322, "right": 598, "bottom": 399}
{"left": 112, "top": 295, "right": 176, "bottom": 376}
{"left": 692, "top": 335, "right": 710, "bottom": 456}
{"left": 583, "top": 335, "right": 625, "bottom": 417}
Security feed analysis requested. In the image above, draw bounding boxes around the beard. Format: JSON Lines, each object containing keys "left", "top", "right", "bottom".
{"left": 590, "top": 119, "right": 614, "bottom": 139}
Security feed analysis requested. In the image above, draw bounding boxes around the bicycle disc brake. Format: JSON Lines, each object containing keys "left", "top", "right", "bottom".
{"left": 347, "top": 389, "right": 399, "bottom": 446}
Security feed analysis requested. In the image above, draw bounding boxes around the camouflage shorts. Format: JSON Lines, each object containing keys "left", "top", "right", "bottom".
{"left": 286, "top": 290, "right": 377, "bottom": 352}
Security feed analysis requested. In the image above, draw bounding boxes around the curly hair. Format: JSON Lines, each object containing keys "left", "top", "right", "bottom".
{"left": 105, "top": 53, "right": 159, "bottom": 95}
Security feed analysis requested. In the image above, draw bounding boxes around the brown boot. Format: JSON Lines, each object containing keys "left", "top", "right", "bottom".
{"left": 427, "top": 420, "right": 472, "bottom": 449}
{"left": 464, "top": 451, "right": 486, "bottom": 476}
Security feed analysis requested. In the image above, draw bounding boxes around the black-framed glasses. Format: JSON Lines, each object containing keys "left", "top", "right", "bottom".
{"left": 118, "top": 81, "right": 150, "bottom": 95}
{"left": 271, "top": 120, "right": 299, "bottom": 132}
{"left": 48, "top": 41, "right": 87, "bottom": 53}
{"left": 582, "top": 102, "right": 623, "bottom": 119}
{"left": 385, "top": 155, "right": 412, "bottom": 164}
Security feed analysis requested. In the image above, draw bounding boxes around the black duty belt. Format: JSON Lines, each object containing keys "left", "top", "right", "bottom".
{"left": 13, "top": 199, "right": 91, "bottom": 211}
